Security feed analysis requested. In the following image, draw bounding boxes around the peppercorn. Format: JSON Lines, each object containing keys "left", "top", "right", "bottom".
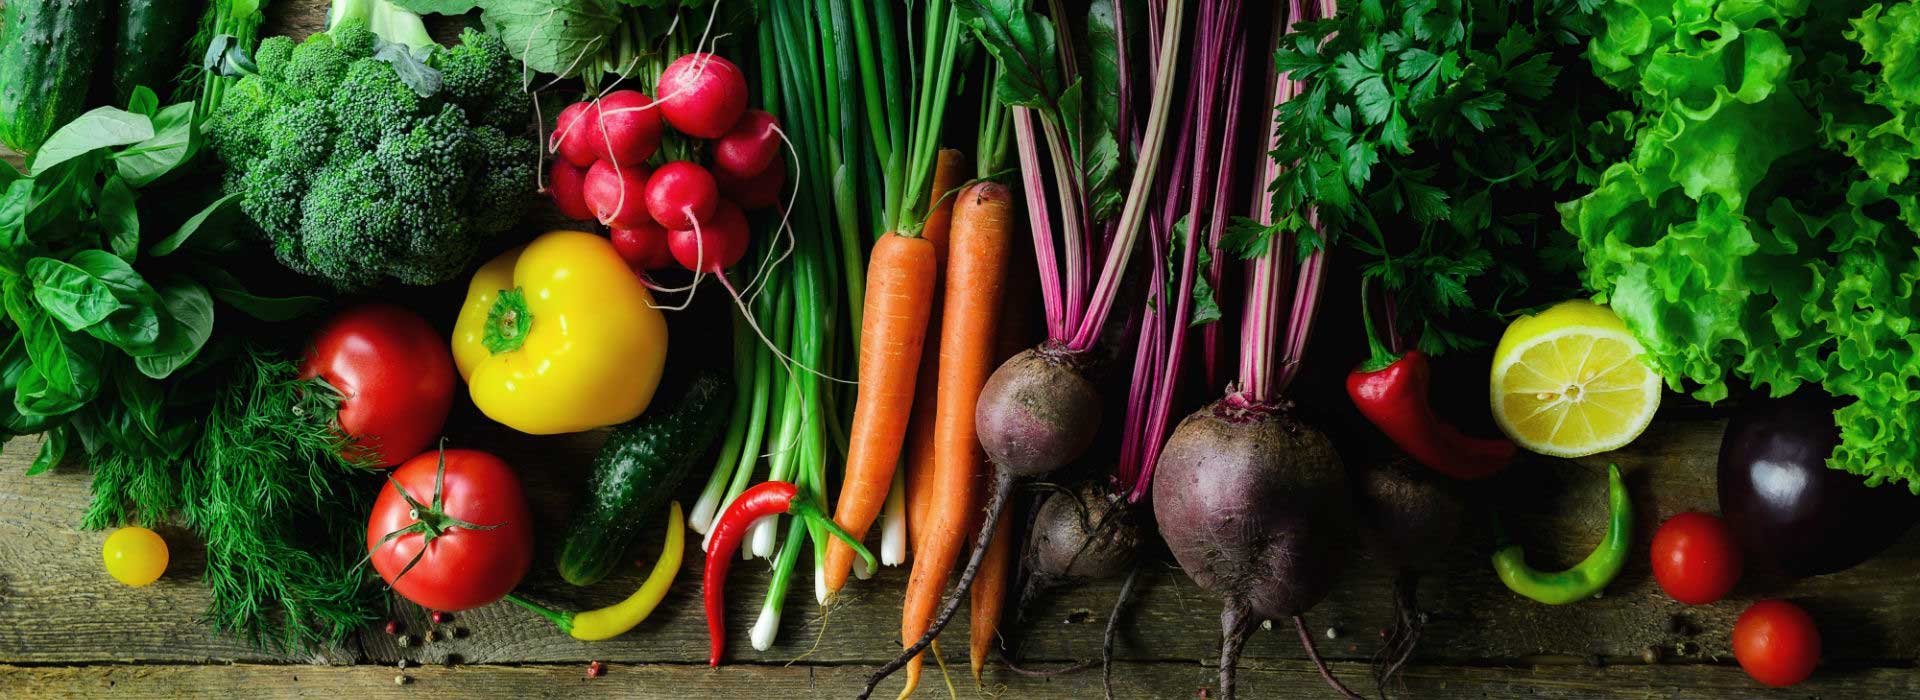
{"left": 432, "top": 611, "right": 451, "bottom": 625}
{"left": 586, "top": 661, "right": 606, "bottom": 678}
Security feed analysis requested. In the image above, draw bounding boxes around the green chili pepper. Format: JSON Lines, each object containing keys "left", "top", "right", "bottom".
{"left": 1491, "top": 464, "right": 1631, "bottom": 605}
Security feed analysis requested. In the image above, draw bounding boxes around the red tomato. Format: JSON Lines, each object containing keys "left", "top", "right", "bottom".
{"left": 1650, "top": 511, "right": 1742, "bottom": 605}
{"left": 367, "top": 449, "right": 534, "bottom": 612}
{"left": 303, "top": 304, "right": 457, "bottom": 468}
{"left": 1733, "top": 600, "right": 1820, "bottom": 687}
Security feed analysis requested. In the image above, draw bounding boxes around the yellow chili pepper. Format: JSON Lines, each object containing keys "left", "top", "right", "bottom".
{"left": 452, "top": 231, "right": 668, "bottom": 434}
{"left": 506, "top": 502, "right": 685, "bottom": 641}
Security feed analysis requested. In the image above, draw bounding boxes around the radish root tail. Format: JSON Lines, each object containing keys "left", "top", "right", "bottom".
{"left": 858, "top": 472, "right": 1015, "bottom": 700}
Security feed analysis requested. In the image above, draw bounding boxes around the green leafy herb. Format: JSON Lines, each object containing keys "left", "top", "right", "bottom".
{"left": 1265, "top": 0, "right": 1625, "bottom": 354}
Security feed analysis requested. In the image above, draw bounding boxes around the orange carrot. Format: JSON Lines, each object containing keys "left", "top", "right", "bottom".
{"left": 904, "top": 149, "right": 969, "bottom": 556}
{"left": 901, "top": 182, "right": 1014, "bottom": 696}
{"left": 970, "top": 241, "right": 1038, "bottom": 681}
{"left": 824, "top": 231, "right": 939, "bottom": 593}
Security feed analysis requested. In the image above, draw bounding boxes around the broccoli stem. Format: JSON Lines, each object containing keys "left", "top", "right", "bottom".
{"left": 329, "top": 0, "right": 434, "bottom": 49}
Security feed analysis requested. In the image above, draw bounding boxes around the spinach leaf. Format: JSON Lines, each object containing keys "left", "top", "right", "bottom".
{"left": 29, "top": 108, "right": 154, "bottom": 176}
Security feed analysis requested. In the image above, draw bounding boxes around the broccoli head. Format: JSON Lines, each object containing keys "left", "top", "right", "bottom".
{"left": 205, "top": 2, "right": 535, "bottom": 291}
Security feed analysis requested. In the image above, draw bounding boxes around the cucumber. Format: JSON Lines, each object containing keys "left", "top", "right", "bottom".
{"left": 107, "top": 0, "right": 205, "bottom": 107}
{"left": 0, "top": 0, "right": 109, "bottom": 155}
{"left": 557, "top": 370, "right": 731, "bottom": 586}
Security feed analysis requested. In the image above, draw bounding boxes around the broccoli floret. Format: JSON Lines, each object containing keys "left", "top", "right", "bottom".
{"left": 439, "top": 30, "right": 531, "bottom": 132}
{"left": 205, "top": 3, "right": 536, "bottom": 290}
{"left": 254, "top": 37, "right": 297, "bottom": 82}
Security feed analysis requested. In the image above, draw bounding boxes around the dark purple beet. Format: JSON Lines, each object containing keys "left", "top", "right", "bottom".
{"left": 1718, "top": 392, "right": 1919, "bottom": 577}
{"left": 1154, "top": 400, "right": 1352, "bottom": 700}
{"left": 1027, "top": 480, "right": 1140, "bottom": 584}
{"left": 975, "top": 346, "right": 1103, "bottom": 478}
{"left": 1155, "top": 401, "right": 1350, "bottom": 620}
{"left": 1358, "top": 452, "right": 1463, "bottom": 574}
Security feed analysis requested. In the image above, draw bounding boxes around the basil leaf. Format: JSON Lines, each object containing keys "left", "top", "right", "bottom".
{"left": 48, "top": 250, "right": 167, "bottom": 352}
{"left": 0, "top": 180, "right": 32, "bottom": 274}
{"left": 26, "top": 258, "right": 121, "bottom": 331}
{"left": 115, "top": 368, "right": 164, "bottom": 439}
{"left": 148, "top": 192, "right": 239, "bottom": 257}
{"left": 132, "top": 277, "right": 214, "bottom": 379}
{"left": 98, "top": 176, "right": 140, "bottom": 260}
{"left": 112, "top": 103, "right": 195, "bottom": 188}
{"left": 4, "top": 280, "right": 105, "bottom": 414}
{"left": 29, "top": 108, "right": 154, "bottom": 176}
{"left": 27, "top": 426, "right": 68, "bottom": 476}
{"left": 126, "top": 86, "right": 160, "bottom": 118}
{"left": 197, "top": 265, "right": 327, "bottom": 321}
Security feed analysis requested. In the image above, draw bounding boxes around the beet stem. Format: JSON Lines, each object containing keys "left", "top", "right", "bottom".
{"left": 859, "top": 473, "right": 1015, "bottom": 699}
{"left": 1294, "top": 614, "right": 1367, "bottom": 700}
{"left": 1219, "top": 599, "right": 1253, "bottom": 700}
{"left": 1103, "top": 566, "right": 1140, "bottom": 700}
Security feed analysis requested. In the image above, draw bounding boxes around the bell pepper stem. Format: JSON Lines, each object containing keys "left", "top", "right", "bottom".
{"left": 504, "top": 593, "right": 575, "bottom": 635}
{"left": 1357, "top": 279, "right": 1399, "bottom": 372}
{"left": 788, "top": 497, "right": 877, "bottom": 573}
{"left": 484, "top": 287, "right": 534, "bottom": 354}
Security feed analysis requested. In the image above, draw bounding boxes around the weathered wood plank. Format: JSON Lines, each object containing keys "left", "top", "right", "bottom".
{"left": 7, "top": 415, "right": 1919, "bottom": 681}
{"left": 4, "top": 659, "right": 1916, "bottom": 700}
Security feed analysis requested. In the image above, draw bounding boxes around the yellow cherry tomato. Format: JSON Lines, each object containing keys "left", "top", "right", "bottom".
{"left": 452, "top": 231, "right": 668, "bottom": 434}
{"left": 102, "top": 526, "right": 168, "bottom": 586}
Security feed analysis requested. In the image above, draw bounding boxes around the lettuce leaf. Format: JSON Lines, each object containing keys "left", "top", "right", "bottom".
{"left": 1567, "top": 0, "right": 1920, "bottom": 491}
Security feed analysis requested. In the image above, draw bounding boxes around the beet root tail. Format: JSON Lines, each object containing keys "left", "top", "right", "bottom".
{"left": 1294, "top": 614, "right": 1368, "bottom": 700}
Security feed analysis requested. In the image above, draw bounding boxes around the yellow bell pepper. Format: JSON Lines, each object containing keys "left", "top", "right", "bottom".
{"left": 452, "top": 231, "right": 667, "bottom": 434}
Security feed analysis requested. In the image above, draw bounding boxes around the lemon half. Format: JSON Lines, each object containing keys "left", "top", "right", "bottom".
{"left": 1490, "top": 300, "right": 1661, "bottom": 458}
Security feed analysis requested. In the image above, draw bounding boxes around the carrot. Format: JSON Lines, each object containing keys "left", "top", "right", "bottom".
{"left": 970, "top": 240, "right": 1037, "bottom": 681}
{"left": 824, "top": 231, "right": 940, "bottom": 593}
{"left": 901, "top": 182, "right": 1014, "bottom": 696}
{"left": 904, "top": 148, "right": 969, "bottom": 555}
{"left": 969, "top": 487, "right": 1013, "bottom": 682}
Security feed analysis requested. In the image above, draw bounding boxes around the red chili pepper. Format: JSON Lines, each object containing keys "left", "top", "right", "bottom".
{"left": 1347, "top": 285, "right": 1515, "bottom": 480}
{"left": 704, "top": 481, "right": 875, "bottom": 667}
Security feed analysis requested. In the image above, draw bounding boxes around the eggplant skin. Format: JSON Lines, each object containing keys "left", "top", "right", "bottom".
{"left": 1718, "top": 392, "right": 1919, "bottom": 577}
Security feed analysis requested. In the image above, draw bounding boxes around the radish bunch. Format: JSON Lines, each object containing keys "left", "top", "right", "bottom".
{"left": 545, "top": 53, "right": 787, "bottom": 275}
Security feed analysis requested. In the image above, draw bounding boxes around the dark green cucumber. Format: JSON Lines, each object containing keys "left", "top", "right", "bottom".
{"left": 557, "top": 370, "right": 731, "bottom": 586}
{"left": 0, "top": 0, "right": 109, "bottom": 155}
{"left": 107, "top": 0, "right": 205, "bottom": 107}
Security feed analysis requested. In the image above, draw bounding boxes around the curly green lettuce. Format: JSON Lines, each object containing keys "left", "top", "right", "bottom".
{"left": 1564, "top": 0, "right": 1920, "bottom": 490}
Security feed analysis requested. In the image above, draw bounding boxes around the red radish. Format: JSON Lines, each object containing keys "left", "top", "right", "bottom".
{"left": 551, "top": 101, "right": 599, "bottom": 167}
{"left": 646, "top": 161, "right": 719, "bottom": 229}
{"left": 549, "top": 160, "right": 594, "bottom": 221}
{"left": 668, "top": 200, "right": 748, "bottom": 273}
{"left": 711, "top": 110, "right": 781, "bottom": 179}
{"left": 582, "top": 160, "right": 654, "bottom": 230}
{"left": 716, "top": 155, "right": 785, "bottom": 210}
{"left": 590, "top": 90, "right": 666, "bottom": 166}
{"left": 612, "top": 220, "right": 675, "bottom": 271}
{"left": 656, "top": 53, "right": 749, "bottom": 138}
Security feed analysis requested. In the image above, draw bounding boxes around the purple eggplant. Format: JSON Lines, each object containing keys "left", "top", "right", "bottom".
{"left": 1718, "top": 391, "right": 1919, "bottom": 577}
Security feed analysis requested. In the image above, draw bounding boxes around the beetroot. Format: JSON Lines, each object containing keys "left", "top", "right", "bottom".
{"left": 1357, "top": 452, "right": 1463, "bottom": 695}
{"left": 646, "top": 161, "right": 720, "bottom": 230}
{"left": 657, "top": 53, "right": 749, "bottom": 139}
{"left": 589, "top": 90, "right": 665, "bottom": 166}
{"left": 1024, "top": 481, "right": 1140, "bottom": 592}
{"left": 1154, "top": 399, "right": 1354, "bottom": 700}
{"left": 976, "top": 347, "right": 1103, "bottom": 479}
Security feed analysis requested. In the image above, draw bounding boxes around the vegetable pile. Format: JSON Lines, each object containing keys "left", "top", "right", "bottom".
{"left": 8, "top": 0, "right": 1920, "bottom": 695}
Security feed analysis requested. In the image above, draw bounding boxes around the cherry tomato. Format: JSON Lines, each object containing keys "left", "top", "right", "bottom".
{"left": 367, "top": 449, "right": 534, "bottom": 611}
{"left": 1733, "top": 599, "right": 1820, "bottom": 687}
{"left": 103, "top": 526, "right": 169, "bottom": 586}
{"left": 1650, "top": 511, "right": 1742, "bottom": 605}
{"left": 303, "top": 304, "right": 457, "bottom": 468}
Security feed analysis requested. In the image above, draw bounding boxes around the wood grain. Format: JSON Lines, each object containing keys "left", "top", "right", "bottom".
{"left": 6, "top": 659, "right": 1918, "bottom": 700}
